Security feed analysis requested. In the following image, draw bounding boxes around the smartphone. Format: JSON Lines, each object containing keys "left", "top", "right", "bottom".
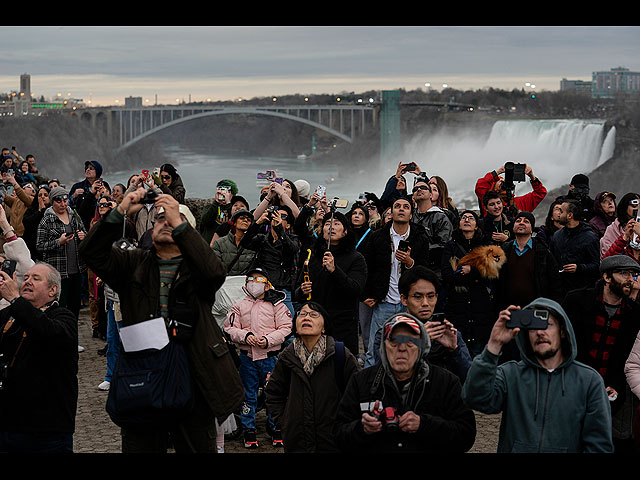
{"left": 430, "top": 312, "right": 445, "bottom": 324}
{"left": 153, "top": 167, "right": 160, "bottom": 176}
{"left": 398, "top": 239, "right": 410, "bottom": 252}
{"left": 7, "top": 169, "right": 13, "bottom": 176}
{"left": 506, "top": 309, "right": 549, "bottom": 330}
{"left": 330, "top": 198, "right": 349, "bottom": 209}
{"left": 316, "top": 185, "right": 326, "bottom": 198}
{"left": 1, "top": 259, "right": 16, "bottom": 277}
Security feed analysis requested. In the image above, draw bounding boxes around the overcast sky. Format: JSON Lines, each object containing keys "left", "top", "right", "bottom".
{"left": 1, "top": 26, "right": 638, "bottom": 106}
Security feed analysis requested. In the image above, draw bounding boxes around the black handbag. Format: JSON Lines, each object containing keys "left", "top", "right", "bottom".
{"left": 106, "top": 340, "right": 194, "bottom": 429}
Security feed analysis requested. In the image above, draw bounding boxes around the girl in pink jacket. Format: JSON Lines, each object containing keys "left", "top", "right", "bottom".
{"left": 223, "top": 267, "right": 292, "bottom": 449}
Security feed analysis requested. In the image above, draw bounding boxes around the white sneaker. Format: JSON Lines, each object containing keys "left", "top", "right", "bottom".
{"left": 98, "top": 381, "right": 110, "bottom": 391}
{"left": 78, "top": 345, "right": 85, "bottom": 353}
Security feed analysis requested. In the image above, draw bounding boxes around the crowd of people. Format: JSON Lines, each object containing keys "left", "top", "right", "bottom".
{"left": 0, "top": 146, "right": 639, "bottom": 455}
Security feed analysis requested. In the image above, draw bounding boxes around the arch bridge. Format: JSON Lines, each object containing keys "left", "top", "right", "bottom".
{"left": 73, "top": 103, "right": 379, "bottom": 153}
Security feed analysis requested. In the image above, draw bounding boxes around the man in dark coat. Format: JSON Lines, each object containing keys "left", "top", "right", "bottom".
{"left": 362, "top": 197, "right": 430, "bottom": 367}
{"left": 79, "top": 188, "right": 244, "bottom": 453}
{"left": 0, "top": 262, "right": 78, "bottom": 453}
{"left": 550, "top": 198, "right": 600, "bottom": 293}
{"left": 562, "top": 254, "right": 640, "bottom": 453}
{"left": 334, "top": 313, "right": 476, "bottom": 453}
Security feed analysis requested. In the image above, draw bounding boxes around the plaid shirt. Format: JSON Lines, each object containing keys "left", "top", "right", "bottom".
{"left": 36, "top": 206, "right": 87, "bottom": 278}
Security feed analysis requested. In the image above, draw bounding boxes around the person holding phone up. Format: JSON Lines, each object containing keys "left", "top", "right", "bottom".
{"left": 36, "top": 186, "right": 87, "bottom": 339}
{"left": 462, "top": 297, "right": 614, "bottom": 453}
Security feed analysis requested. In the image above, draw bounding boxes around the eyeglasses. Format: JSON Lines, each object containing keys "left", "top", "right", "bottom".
{"left": 298, "top": 310, "right": 321, "bottom": 319}
{"left": 613, "top": 270, "right": 639, "bottom": 278}
{"left": 246, "top": 276, "right": 268, "bottom": 283}
{"left": 460, "top": 215, "right": 476, "bottom": 222}
{"left": 386, "top": 335, "right": 420, "bottom": 349}
{"left": 409, "top": 292, "right": 437, "bottom": 301}
{"left": 161, "top": 175, "right": 171, "bottom": 180}
{"left": 52, "top": 195, "right": 68, "bottom": 203}
{"left": 98, "top": 202, "right": 113, "bottom": 208}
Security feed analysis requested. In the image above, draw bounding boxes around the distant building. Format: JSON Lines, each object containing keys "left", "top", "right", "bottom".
{"left": 125, "top": 96, "right": 143, "bottom": 108}
{"left": 560, "top": 78, "right": 592, "bottom": 95}
{"left": 592, "top": 67, "right": 640, "bottom": 98}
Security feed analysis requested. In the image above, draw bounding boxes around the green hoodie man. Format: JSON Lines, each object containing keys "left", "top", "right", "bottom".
{"left": 462, "top": 297, "right": 614, "bottom": 453}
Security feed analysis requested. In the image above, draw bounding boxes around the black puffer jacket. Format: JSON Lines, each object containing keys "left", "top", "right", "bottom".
{"left": 265, "top": 336, "right": 360, "bottom": 452}
{"left": 441, "top": 229, "right": 498, "bottom": 353}
{"left": 293, "top": 234, "right": 367, "bottom": 355}
{"left": 240, "top": 221, "right": 299, "bottom": 291}
{"left": 549, "top": 221, "right": 600, "bottom": 292}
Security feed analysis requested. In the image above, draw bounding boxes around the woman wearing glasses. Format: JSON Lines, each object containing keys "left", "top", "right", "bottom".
{"left": 265, "top": 301, "right": 359, "bottom": 452}
{"left": 157, "top": 163, "right": 186, "bottom": 204}
{"left": 35, "top": 186, "right": 87, "bottom": 326}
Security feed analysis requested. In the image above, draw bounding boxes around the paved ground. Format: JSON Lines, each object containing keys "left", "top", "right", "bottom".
{"left": 73, "top": 309, "right": 501, "bottom": 454}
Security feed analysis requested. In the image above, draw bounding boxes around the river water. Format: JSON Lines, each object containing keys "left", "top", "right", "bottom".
{"left": 109, "top": 145, "right": 380, "bottom": 211}
{"left": 107, "top": 118, "right": 616, "bottom": 213}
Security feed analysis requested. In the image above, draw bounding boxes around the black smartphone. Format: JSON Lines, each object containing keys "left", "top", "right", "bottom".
{"left": 506, "top": 309, "right": 549, "bottom": 330}
{"left": 1, "top": 259, "right": 16, "bottom": 277}
{"left": 430, "top": 312, "right": 445, "bottom": 324}
{"left": 398, "top": 240, "right": 410, "bottom": 252}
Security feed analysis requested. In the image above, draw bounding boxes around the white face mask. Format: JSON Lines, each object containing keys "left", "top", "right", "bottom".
{"left": 246, "top": 282, "right": 266, "bottom": 298}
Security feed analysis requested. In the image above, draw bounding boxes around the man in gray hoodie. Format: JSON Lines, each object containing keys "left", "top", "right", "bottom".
{"left": 462, "top": 297, "right": 613, "bottom": 453}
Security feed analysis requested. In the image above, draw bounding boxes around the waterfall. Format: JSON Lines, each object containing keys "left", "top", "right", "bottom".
{"left": 397, "top": 118, "right": 616, "bottom": 208}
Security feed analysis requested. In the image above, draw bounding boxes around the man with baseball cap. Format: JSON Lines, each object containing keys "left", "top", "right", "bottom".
{"left": 562, "top": 254, "right": 640, "bottom": 453}
{"left": 334, "top": 312, "right": 476, "bottom": 453}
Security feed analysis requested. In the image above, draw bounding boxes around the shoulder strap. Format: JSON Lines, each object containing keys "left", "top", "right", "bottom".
{"left": 334, "top": 340, "right": 346, "bottom": 392}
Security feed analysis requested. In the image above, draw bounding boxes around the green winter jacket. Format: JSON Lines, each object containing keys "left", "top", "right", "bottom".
{"left": 462, "top": 297, "right": 614, "bottom": 453}
{"left": 211, "top": 230, "right": 258, "bottom": 277}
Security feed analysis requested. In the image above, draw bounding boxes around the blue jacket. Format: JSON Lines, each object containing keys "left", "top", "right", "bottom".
{"left": 461, "top": 297, "right": 614, "bottom": 453}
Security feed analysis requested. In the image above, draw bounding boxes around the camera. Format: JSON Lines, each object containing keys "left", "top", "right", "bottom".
{"left": 401, "top": 162, "right": 418, "bottom": 173}
{"left": 113, "top": 238, "right": 137, "bottom": 251}
{"left": 372, "top": 406, "right": 399, "bottom": 430}
{"left": 266, "top": 205, "right": 279, "bottom": 220}
{"left": 506, "top": 309, "right": 549, "bottom": 330}
{"left": 140, "top": 189, "right": 158, "bottom": 204}
{"left": 504, "top": 162, "right": 526, "bottom": 187}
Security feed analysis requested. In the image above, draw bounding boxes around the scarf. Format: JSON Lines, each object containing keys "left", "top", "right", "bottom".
{"left": 293, "top": 335, "right": 327, "bottom": 377}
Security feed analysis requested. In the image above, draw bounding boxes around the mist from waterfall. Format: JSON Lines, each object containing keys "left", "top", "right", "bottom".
{"left": 394, "top": 119, "right": 616, "bottom": 209}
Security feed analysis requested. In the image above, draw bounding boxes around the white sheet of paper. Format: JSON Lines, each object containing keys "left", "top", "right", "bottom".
{"left": 119, "top": 317, "right": 169, "bottom": 352}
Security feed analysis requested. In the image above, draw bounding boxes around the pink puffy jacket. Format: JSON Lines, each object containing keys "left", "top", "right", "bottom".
{"left": 223, "top": 288, "right": 292, "bottom": 361}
